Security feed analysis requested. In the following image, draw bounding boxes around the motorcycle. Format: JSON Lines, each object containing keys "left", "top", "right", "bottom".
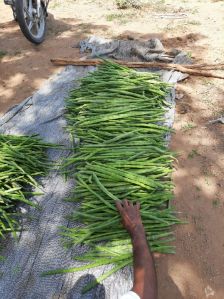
{"left": 4, "top": 0, "right": 49, "bottom": 44}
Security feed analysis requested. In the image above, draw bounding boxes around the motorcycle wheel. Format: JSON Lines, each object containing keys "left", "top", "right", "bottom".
{"left": 15, "top": 0, "right": 46, "bottom": 44}
{"left": 11, "top": 4, "right": 17, "bottom": 21}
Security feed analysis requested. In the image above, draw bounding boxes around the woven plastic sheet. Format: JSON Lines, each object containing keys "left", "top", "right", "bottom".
{"left": 0, "top": 66, "right": 184, "bottom": 299}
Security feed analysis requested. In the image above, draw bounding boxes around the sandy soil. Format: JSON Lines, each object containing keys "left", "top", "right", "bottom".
{"left": 0, "top": 0, "right": 224, "bottom": 298}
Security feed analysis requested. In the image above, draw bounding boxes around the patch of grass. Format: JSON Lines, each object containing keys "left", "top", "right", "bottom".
{"left": 106, "top": 13, "right": 123, "bottom": 21}
{"left": 150, "top": 0, "right": 167, "bottom": 13}
{"left": 188, "top": 149, "right": 200, "bottom": 159}
{"left": 212, "top": 199, "right": 220, "bottom": 208}
{"left": 188, "top": 20, "right": 201, "bottom": 26}
{"left": 0, "top": 50, "right": 7, "bottom": 59}
{"left": 116, "top": 0, "right": 143, "bottom": 9}
{"left": 187, "top": 51, "right": 192, "bottom": 58}
{"left": 106, "top": 12, "right": 134, "bottom": 24}
{"left": 181, "top": 122, "right": 196, "bottom": 131}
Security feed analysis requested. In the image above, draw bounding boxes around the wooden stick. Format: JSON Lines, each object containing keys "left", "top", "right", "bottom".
{"left": 51, "top": 58, "right": 224, "bottom": 69}
{"left": 51, "top": 58, "right": 224, "bottom": 79}
{"left": 182, "top": 63, "right": 224, "bottom": 70}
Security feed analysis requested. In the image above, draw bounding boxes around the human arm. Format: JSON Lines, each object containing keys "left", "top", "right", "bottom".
{"left": 116, "top": 200, "right": 157, "bottom": 299}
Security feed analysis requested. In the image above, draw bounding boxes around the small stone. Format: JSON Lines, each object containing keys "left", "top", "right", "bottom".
{"left": 175, "top": 92, "right": 184, "bottom": 100}
{"left": 205, "top": 285, "right": 215, "bottom": 297}
{"left": 148, "top": 38, "right": 164, "bottom": 52}
{"left": 170, "top": 48, "right": 182, "bottom": 56}
{"left": 173, "top": 52, "right": 193, "bottom": 64}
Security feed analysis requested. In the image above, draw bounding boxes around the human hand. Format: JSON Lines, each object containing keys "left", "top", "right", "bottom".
{"left": 116, "top": 199, "right": 144, "bottom": 237}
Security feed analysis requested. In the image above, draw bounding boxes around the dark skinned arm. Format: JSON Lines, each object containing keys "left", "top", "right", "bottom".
{"left": 116, "top": 199, "right": 157, "bottom": 299}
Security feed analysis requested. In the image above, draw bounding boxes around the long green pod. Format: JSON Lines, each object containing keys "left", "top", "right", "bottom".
{"left": 0, "top": 133, "right": 53, "bottom": 238}
{"left": 53, "top": 59, "right": 180, "bottom": 290}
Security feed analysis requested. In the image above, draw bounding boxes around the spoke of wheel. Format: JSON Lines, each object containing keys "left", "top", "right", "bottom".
{"left": 35, "top": 22, "right": 39, "bottom": 34}
{"left": 28, "top": 20, "right": 33, "bottom": 30}
{"left": 28, "top": 0, "right": 33, "bottom": 14}
{"left": 24, "top": 7, "right": 32, "bottom": 20}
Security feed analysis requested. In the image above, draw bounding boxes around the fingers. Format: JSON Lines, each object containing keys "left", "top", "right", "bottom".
{"left": 123, "top": 199, "right": 140, "bottom": 209}
{"left": 129, "top": 200, "right": 134, "bottom": 208}
{"left": 116, "top": 199, "right": 140, "bottom": 210}
{"left": 136, "top": 202, "right": 140, "bottom": 211}
{"left": 115, "top": 200, "right": 123, "bottom": 213}
{"left": 123, "top": 199, "right": 130, "bottom": 208}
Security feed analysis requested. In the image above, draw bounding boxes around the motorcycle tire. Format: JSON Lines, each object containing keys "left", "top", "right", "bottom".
{"left": 15, "top": 0, "right": 46, "bottom": 44}
{"left": 10, "top": 4, "right": 17, "bottom": 21}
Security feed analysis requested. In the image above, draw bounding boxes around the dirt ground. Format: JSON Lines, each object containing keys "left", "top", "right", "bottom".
{"left": 0, "top": 0, "right": 224, "bottom": 298}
